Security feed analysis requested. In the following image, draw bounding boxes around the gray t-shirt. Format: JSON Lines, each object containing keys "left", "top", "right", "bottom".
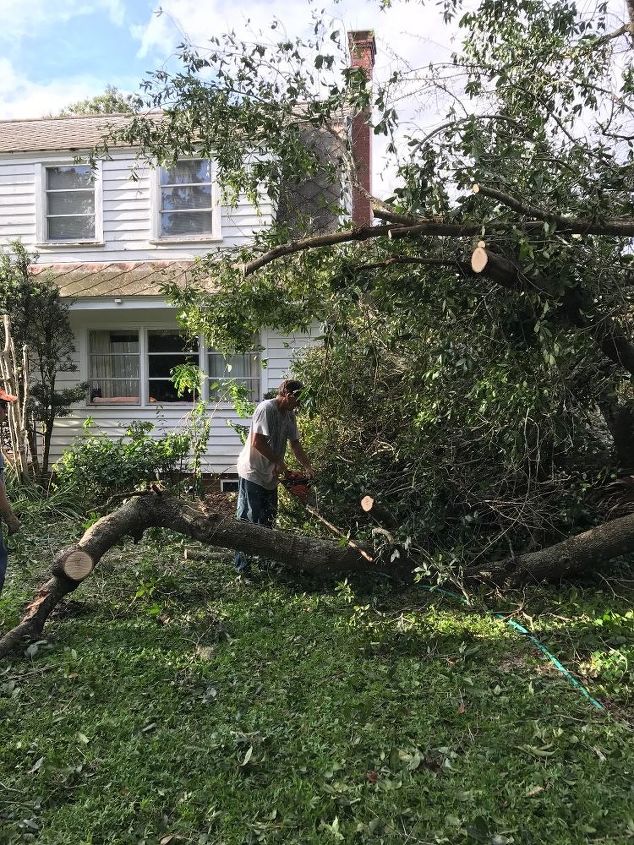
{"left": 237, "top": 398, "right": 299, "bottom": 490}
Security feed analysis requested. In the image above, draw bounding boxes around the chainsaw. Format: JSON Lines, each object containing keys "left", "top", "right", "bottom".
{"left": 279, "top": 470, "right": 313, "bottom": 504}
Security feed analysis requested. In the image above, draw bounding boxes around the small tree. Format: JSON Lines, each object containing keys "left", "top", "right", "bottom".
{"left": 0, "top": 242, "right": 86, "bottom": 477}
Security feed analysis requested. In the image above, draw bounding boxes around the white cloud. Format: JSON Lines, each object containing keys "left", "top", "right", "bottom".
{"left": 0, "top": 0, "right": 127, "bottom": 41}
{"left": 0, "top": 57, "right": 116, "bottom": 119}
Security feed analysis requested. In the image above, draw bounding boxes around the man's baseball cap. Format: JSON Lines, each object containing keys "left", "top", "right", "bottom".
{"left": 0, "top": 388, "right": 17, "bottom": 402}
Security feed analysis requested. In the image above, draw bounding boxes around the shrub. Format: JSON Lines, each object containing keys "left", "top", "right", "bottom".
{"left": 54, "top": 422, "right": 190, "bottom": 509}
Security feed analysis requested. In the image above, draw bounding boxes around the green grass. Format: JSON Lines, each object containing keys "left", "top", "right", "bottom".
{"left": 1, "top": 511, "right": 633, "bottom": 845}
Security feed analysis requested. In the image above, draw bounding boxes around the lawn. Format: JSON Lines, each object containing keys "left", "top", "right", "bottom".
{"left": 1, "top": 505, "right": 633, "bottom": 845}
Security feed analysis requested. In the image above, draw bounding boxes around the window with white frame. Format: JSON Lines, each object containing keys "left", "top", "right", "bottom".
{"left": 44, "top": 165, "right": 97, "bottom": 241}
{"left": 158, "top": 159, "right": 215, "bottom": 238}
{"left": 147, "top": 330, "right": 200, "bottom": 403}
{"left": 87, "top": 328, "right": 260, "bottom": 405}
{"left": 88, "top": 330, "right": 140, "bottom": 404}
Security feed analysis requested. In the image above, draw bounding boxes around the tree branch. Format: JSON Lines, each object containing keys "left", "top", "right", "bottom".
{"left": 353, "top": 256, "right": 472, "bottom": 274}
{"left": 0, "top": 494, "right": 387, "bottom": 658}
{"left": 472, "top": 183, "right": 634, "bottom": 234}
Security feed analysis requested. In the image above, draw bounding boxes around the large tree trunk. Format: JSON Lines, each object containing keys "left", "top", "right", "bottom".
{"left": 4, "top": 493, "right": 634, "bottom": 658}
{"left": 0, "top": 493, "right": 385, "bottom": 658}
{"left": 475, "top": 509, "right": 634, "bottom": 586}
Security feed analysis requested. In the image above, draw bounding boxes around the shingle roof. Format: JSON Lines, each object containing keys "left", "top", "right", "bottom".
{"left": 0, "top": 114, "right": 140, "bottom": 154}
{"left": 31, "top": 261, "right": 207, "bottom": 298}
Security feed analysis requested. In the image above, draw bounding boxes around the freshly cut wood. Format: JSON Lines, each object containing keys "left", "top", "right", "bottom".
{"left": 360, "top": 495, "right": 374, "bottom": 512}
{"left": 360, "top": 495, "right": 398, "bottom": 530}
{"left": 57, "top": 550, "right": 94, "bottom": 581}
{"left": 470, "top": 245, "right": 558, "bottom": 296}
{"left": 470, "top": 245, "right": 520, "bottom": 288}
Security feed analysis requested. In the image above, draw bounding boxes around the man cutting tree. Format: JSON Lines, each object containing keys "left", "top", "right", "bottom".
{"left": 234, "top": 379, "right": 314, "bottom": 577}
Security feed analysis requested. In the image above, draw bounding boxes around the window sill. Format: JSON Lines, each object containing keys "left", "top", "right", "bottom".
{"left": 37, "top": 241, "right": 105, "bottom": 249}
{"left": 149, "top": 235, "right": 223, "bottom": 245}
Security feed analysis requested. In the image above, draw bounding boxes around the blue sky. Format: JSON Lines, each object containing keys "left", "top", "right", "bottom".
{"left": 0, "top": 0, "right": 457, "bottom": 120}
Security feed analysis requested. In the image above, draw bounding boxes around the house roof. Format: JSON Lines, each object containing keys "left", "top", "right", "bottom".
{"left": 32, "top": 261, "right": 204, "bottom": 298}
{"left": 0, "top": 114, "right": 141, "bottom": 154}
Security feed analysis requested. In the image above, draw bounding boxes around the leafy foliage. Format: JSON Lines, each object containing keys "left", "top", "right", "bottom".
{"left": 0, "top": 242, "right": 87, "bottom": 476}
{"left": 101, "top": 1, "right": 634, "bottom": 576}
{"left": 54, "top": 422, "right": 190, "bottom": 508}
{"left": 55, "top": 85, "right": 138, "bottom": 116}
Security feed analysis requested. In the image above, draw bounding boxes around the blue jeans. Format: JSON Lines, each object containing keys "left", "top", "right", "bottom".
{"left": 234, "top": 477, "right": 278, "bottom": 574}
{"left": 0, "top": 534, "right": 8, "bottom": 596}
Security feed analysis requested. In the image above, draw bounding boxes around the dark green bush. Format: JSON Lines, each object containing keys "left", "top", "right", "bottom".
{"left": 54, "top": 422, "right": 190, "bottom": 509}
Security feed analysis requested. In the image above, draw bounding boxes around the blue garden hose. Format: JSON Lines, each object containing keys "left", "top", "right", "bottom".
{"left": 418, "top": 585, "right": 605, "bottom": 711}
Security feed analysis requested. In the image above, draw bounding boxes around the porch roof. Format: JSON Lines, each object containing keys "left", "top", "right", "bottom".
{"left": 32, "top": 260, "right": 203, "bottom": 298}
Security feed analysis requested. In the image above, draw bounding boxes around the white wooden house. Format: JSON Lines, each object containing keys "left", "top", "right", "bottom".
{"left": 0, "top": 32, "right": 376, "bottom": 480}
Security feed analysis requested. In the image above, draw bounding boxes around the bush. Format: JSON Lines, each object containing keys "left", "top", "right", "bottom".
{"left": 54, "top": 422, "right": 190, "bottom": 509}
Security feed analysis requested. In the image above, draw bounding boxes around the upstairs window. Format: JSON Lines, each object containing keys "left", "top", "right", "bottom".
{"left": 88, "top": 330, "right": 140, "bottom": 405}
{"left": 158, "top": 159, "right": 215, "bottom": 239}
{"left": 45, "top": 165, "right": 96, "bottom": 241}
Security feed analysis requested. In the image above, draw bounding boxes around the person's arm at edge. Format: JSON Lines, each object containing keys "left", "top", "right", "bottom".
{"left": 290, "top": 439, "right": 314, "bottom": 477}
{"left": 0, "top": 481, "right": 19, "bottom": 534}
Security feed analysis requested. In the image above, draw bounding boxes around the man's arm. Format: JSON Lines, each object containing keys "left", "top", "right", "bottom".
{"left": 290, "top": 439, "right": 314, "bottom": 477}
{"left": 252, "top": 433, "right": 286, "bottom": 475}
{"left": 0, "top": 482, "right": 19, "bottom": 534}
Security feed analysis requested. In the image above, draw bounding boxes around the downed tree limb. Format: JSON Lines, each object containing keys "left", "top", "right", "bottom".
{"left": 6, "top": 492, "right": 634, "bottom": 657}
{"left": 475, "top": 509, "right": 634, "bottom": 587}
{"left": 0, "top": 493, "right": 382, "bottom": 658}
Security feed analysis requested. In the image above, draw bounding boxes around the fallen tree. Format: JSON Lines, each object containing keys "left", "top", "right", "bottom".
{"left": 3, "top": 492, "right": 634, "bottom": 658}
{"left": 0, "top": 493, "right": 378, "bottom": 659}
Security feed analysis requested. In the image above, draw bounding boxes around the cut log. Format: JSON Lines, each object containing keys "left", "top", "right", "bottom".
{"left": 471, "top": 244, "right": 558, "bottom": 297}
{"left": 360, "top": 495, "right": 399, "bottom": 530}
{"left": 54, "top": 549, "right": 94, "bottom": 582}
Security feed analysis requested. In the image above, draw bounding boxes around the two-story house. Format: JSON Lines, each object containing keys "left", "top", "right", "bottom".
{"left": 0, "top": 31, "right": 376, "bottom": 483}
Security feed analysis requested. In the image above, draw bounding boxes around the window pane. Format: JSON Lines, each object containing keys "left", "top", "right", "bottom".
{"left": 89, "top": 331, "right": 139, "bottom": 354}
{"left": 88, "top": 330, "right": 140, "bottom": 403}
{"left": 47, "top": 215, "right": 95, "bottom": 240}
{"left": 208, "top": 350, "right": 259, "bottom": 401}
{"left": 47, "top": 165, "right": 93, "bottom": 189}
{"left": 161, "top": 184, "right": 212, "bottom": 211}
{"left": 148, "top": 353, "right": 198, "bottom": 379}
{"left": 160, "top": 211, "right": 213, "bottom": 237}
{"left": 147, "top": 331, "right": 198, "bottom": 354}
{"left": 89, "top": 380, "right": 140, "bottom": 404}
{"left": 208, "top": 352, "right": 256, "bottom": 379}
{"left": 48, "top": 190, "right": 95, "bottom": 215}
{"left": 160, "top": 160, "right": 211, "bottom": 185}
{"left": 149, "top": 380, "right": 194, "bottom": 403}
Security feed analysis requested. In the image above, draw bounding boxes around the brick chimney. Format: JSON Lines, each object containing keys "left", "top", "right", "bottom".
{"left": 348, "top": 30, "right": 376, "bottom": 227}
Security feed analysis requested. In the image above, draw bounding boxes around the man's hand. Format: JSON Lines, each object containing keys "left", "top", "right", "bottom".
{"left": 5, "top": 513, "right": 20, "bottom": 535}
{"left": 274, "top": 461, "right": 287, "bottom": 478}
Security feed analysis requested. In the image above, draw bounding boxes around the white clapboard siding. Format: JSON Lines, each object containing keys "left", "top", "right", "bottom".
{"left": 47, "top": 311, "right": 317, "bottom": 474}
{"left": 0, "top": 150, "right": 274, "bottom": 261}
{"left": 263, "top": 326, "right": 322, "bottom": 384}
